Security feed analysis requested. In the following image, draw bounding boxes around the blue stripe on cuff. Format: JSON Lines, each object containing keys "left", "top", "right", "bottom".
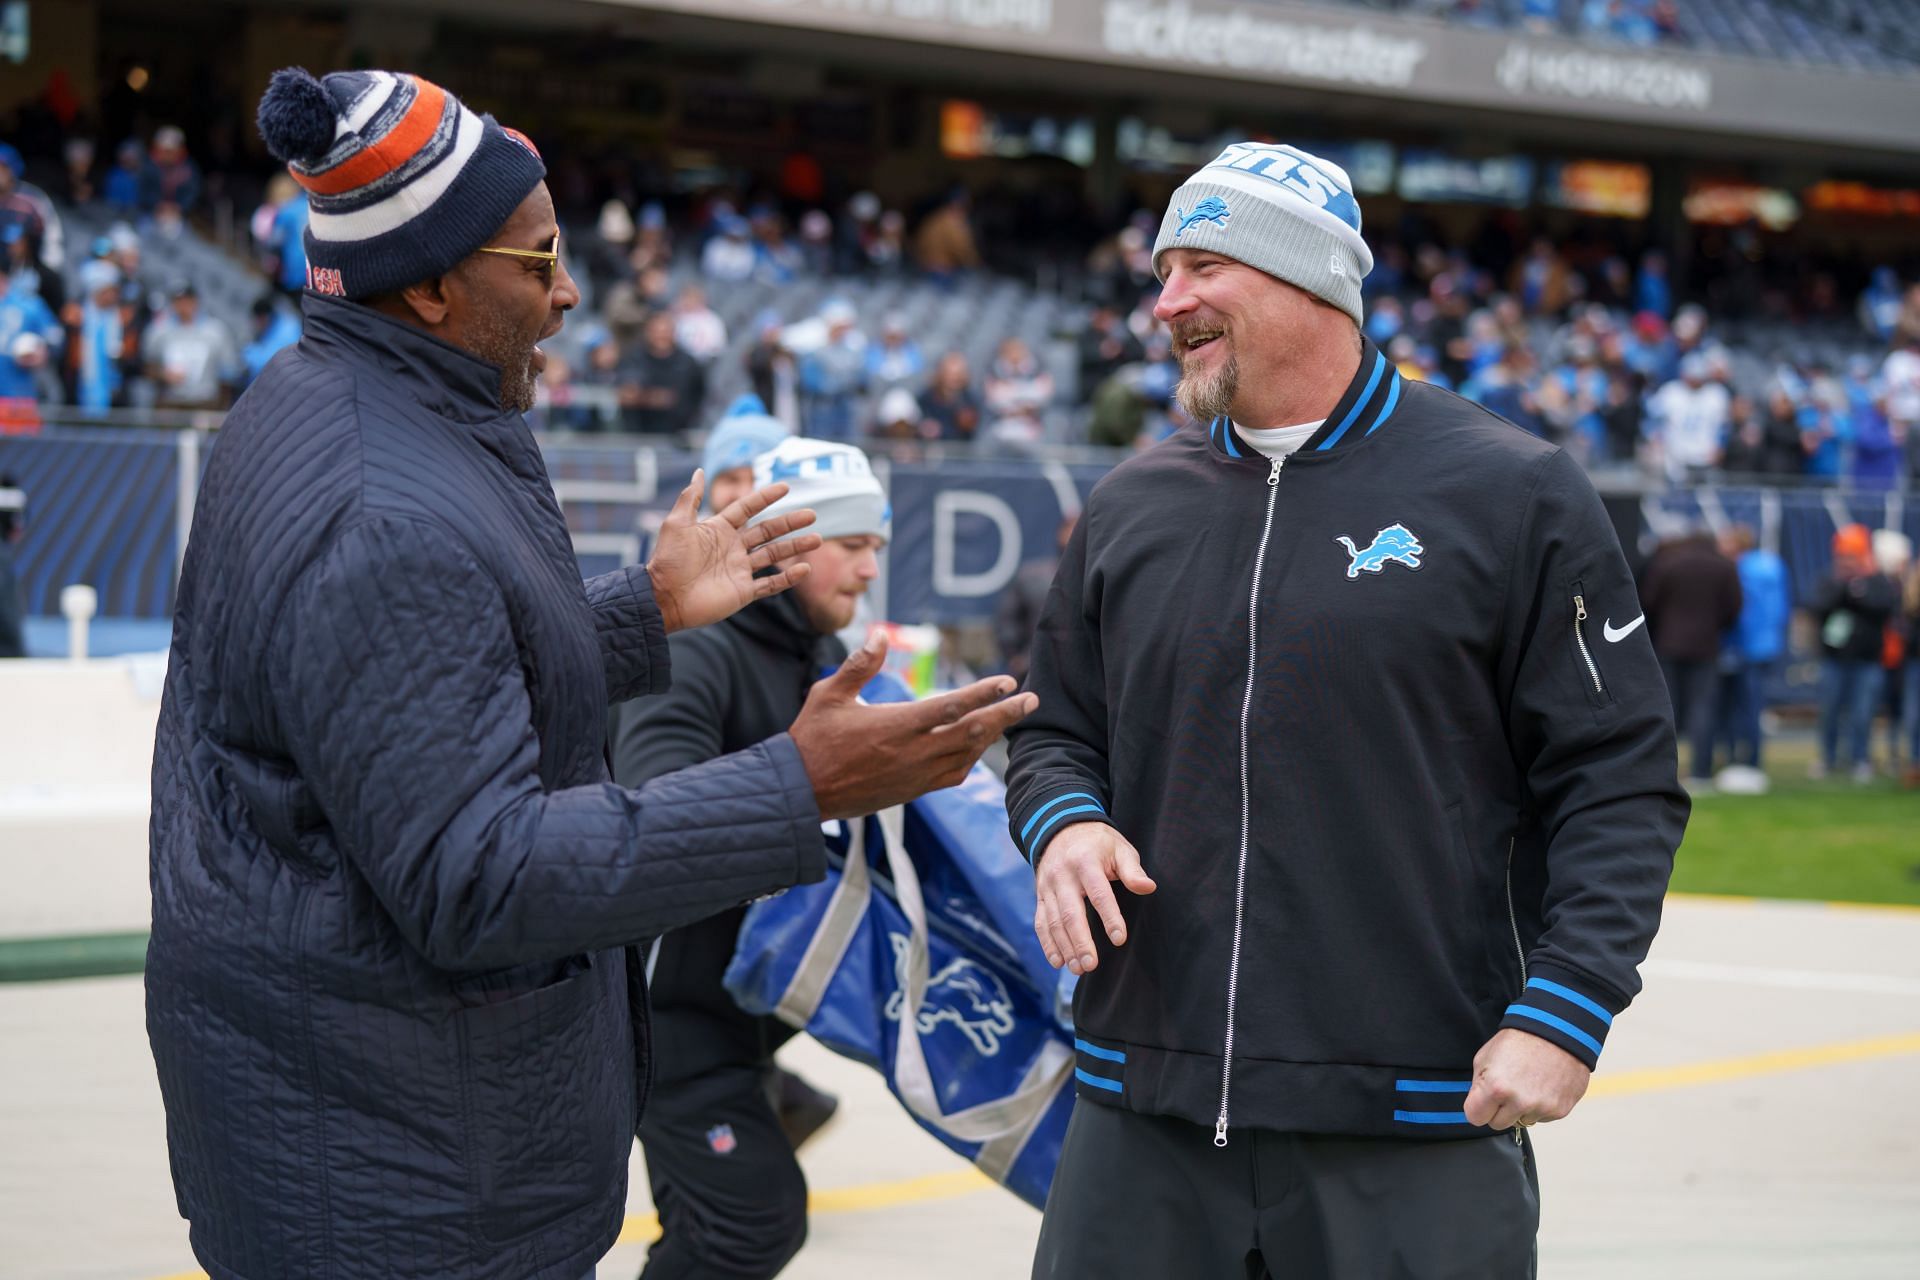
{"left": 1392, "top": 1110, "right": 1471, "bottom": 1124}
{"left": 1505, "top": 1004, "right": 1605, "bottom": 1058}
{"left": 1395, "top": 1079, "right": 1470, "bottom": 1093}
{"left": 1075, "top": 1068, "right": 1124, "bottom": 1093}
{"left": 1028, "top": 805, "right": 1106, "bottom": 856}
{"left": 1526, "top": 977, "right": 1614, "bottom": 1026}
{"left": 1317, "top": 352, "right": 1386, "bottom": 451}
{"left": 1019, "top": 792, "right": 1101, "bottom": 844}
{"left": 1074, "top": 1038, "right": 1126, "bottom": 1063}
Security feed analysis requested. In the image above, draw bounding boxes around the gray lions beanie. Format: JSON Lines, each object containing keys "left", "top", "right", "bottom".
{"left": 1151, "top": 142, "right": 1373, "bottom": 326}
{"left": 749, "top": 438, "right": 891, "bottom": 544}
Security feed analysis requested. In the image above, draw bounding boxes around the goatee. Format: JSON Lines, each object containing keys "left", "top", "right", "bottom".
{"left": 1176, "top": 349, "right": 1238, "bottom": 423}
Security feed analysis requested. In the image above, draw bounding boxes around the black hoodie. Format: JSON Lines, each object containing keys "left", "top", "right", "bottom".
{"left": 1006, "top": 337, "right": 1689, "bottom": 1144}
{"left": 609, "top": 589, "right": 845, "bottom": 1080}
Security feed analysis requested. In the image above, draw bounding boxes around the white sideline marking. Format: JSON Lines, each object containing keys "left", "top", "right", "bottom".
{"left": 1643, "top": 958, "right": 1920, "bottom": 997}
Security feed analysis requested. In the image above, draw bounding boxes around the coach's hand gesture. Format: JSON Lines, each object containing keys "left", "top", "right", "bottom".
{"left": 648, "top": 470, "right": 821, "bottom": 633}
{"left": 1034, "top": 823, "right": 1156, "bottom": 975}
{"left": 791, "top": 632, "right": 1038, "bottom": 820}
{"left": 1462, "top": 1028, "right": 1591, "bottom": 1131}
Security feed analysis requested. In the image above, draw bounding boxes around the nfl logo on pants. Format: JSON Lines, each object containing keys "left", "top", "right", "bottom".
{"left": 706, "top": 1124, "right": 737, "bottom": 1156}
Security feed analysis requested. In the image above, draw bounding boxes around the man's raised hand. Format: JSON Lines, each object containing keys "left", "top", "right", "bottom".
{"left": 647, "top": 470, "right": 821, "bottom": 633}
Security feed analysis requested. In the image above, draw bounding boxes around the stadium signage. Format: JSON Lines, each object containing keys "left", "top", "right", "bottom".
{"left": 1100, "top": 2, "right": 1427, "bottom": 89}
{"left": 1494, "top": 43, "right": 1711, "bottom": 112}
{"left": 745, "top": 0, "right": 1053, "bottom": 35}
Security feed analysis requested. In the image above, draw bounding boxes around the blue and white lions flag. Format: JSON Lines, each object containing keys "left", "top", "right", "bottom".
{"left": 724, "top": 672, "right": 1075, "bottom": 1208}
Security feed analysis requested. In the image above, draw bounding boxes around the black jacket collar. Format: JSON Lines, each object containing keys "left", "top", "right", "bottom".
{"left": 1205, "top": 334, "right": 1405, "bottom": 463}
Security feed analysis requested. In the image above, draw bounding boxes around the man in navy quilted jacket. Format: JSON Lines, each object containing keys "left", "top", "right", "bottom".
{"left": 146, "top": 68, "right": 1034, "bottom": 1280}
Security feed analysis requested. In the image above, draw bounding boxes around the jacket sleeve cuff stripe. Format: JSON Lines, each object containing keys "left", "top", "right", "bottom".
{"left": 1500, "top": 966, "right": 1622, "bottom": 1068}
{"left": 1013, "top": 788, "right": 1111, "bottom": 865}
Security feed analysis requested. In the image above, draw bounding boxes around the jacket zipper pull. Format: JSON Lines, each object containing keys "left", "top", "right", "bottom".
{"left": 1267, "top": 456, "right": 1283, "bottom": 486}
{"left": 1213, "top": 1118, "right": 1229, "bottom": 1148}
{"left": 1575, "top": 594, "right": 1587, "bottom": 622}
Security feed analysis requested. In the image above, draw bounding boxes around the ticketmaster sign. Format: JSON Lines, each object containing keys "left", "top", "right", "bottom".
{"left": 623, "top": 0, "right": 1919, "bottom": 154}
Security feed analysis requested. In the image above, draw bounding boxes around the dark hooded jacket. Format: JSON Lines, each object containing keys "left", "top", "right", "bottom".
{"left": 146, "top": 292, "right": 824, "bottom": 1280}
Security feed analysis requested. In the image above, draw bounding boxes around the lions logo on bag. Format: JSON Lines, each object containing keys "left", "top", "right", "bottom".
{"left": 883, "top": 933, "right": 1017, "bottom": 1057}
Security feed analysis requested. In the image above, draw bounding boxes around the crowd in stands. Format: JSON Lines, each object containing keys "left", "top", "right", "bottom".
{"left": 1358, "top": 0, "right": 1920, "bottom": 72}
{"left": 4, "top": 116, "right": 1920, "bottom": 492}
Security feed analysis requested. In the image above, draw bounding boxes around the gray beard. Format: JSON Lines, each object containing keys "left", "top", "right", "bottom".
{"left": 1175, "top": 348, "right": 1238, "bottom": 424}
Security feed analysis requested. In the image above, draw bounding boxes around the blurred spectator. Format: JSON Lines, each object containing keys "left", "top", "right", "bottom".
{"left": 1648, "top": 354, "right": 1730, "bottom": 481}
{"left": 63, "top": 137, "right": 97, "bottom": 206}
{"left": 1877, "top": 531, "right": 1915, "bottom": 775}
{"left": 104, "top": 139, "right": 156, "bottom": 216}
{"left": 144, "top": 284, "right": 239, "bottom": 410}
{"left": 1846, "top": 358, "right": 1901, "bottom": 490}
{"left": 149, "top": 126, "right": 201, "bottom": 213}
{"left": 1510, "top": 238, "right": 1573, "bottom": 316}
{"left": 0, "top": 143, "right": 63, "bottom": 276}
{"left": 701, "top": 214, "right": 755, "bottom": 282}
{"left": 983, "top": 336, "right": 1052, "bottom": 447}
{"left": 995, "top": 514, "right": 1076, "bottom": 681}
{"left": 1077, "top": 304, "right": 1143, "bottom": 396}
{"left": 242, "top": 295, "right": 302, "bottom": 388}
{"left": 0, "top": 474, "right": 23, "bottom": 657}
{"left": 701, "top": 395, "right": 791, "bottom": 511}
{"left": 864, "top": 314, "right": 925, "bottom": 393}
{"left": 255, "top": 174, "right": 309, "bottom": 297}
{"left": 749, "top": 206, "right": 803, "bottom": 285}
{"left": 569, "top": 330, "right": 623, "bottom": 432}
{"left": 1640, "top": 530, "right": 1743, "bottom": 790}
{"left": 584, "top": 200, "right": 635, "bottom": 298}
{"left": 1462, "top": 344, "right": 1541, "bottom": 435}
{"left": 1810, "top": 524, "right": 1900, "bottom": 783}
{"left": 1623, "top": 312, "right": 1676, "bottom": 383}
{"left": 671, "top": 284, "right": 728, "bottom": 365}
{"left": 1714, "top": 525, "right": 1789, "bottom": 789}
{"left": 799, "top": 300, "right": 868, "bottom": 442}
{"left": 71, "top": 260, "right": 124, "bottom": 411}
{"left": 618, "top": 310, "right": 706, "bottom": 435}
{"left": 0, "top": 254, "right": 61, "bottom": 406}
{"left": 1881, "top": 330, "right": 1920, "bottom": 482}
{"left": 1719, "top": 392, "right": 1803, "bottom": 480}
{"left": 1364, "top": 295, "right": 1405, "bottom": 348}
{"left": 632, "top": 203, "right": 672, "bottom": 275}
{"left": 870, "top": 386, "right": 924, "bottom": 447}
{"left": 797, "top": 209, "right": 834, "bottom": 276}
{"left": 920, "top": 351, "right": 982, "bottom": 444}
{"left": 744, "top": 310, "right": 801, "bottom": 431}
{"left": 1894, "top": 283, "right": 1920, "bottom": 349}
{"left": 1859, "top": 267, "right": 1903, "bottom": 343}
{"left": 913, "top": 189, "right": 981, "bottom": 283}
{"left": 836, "top": 192, "right": 882, "bottom": 275}
{"left": 1548, "top": 336, "right": 1609, "bottom": 459}
{"left": 1634, "top": 250, "right": 1672, "bottom": 319}
{"left": 1901, "top": 554, "right": 1920, "bottom": 788}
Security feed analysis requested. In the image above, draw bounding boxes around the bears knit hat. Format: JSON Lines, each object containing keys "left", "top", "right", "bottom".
{"left": 702, "top": 394, "right": 791, "bottom": 480}
{"left": 1151, "top": 142, "right": 1373, "bottom": 327}
{"left": 749, "top": 438, "right": 890, "bottom": 544}
{"left": 256, "top": 67, "right": 546, "bottom": 300}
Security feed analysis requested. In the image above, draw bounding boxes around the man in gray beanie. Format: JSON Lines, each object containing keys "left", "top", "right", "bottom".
{"left": 611, "top": 438, "right": 891, "bottom": 1280}
{"left": 1008, "top": 142, "right": 1686, "bottom": 1276}
{"left": 147, "top": 67, "right": 1034, "bottom": 1280}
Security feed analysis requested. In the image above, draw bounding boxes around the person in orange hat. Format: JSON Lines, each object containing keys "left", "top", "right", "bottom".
{"left": 1810, "top": 524, "right": 1901, "bottom": 781}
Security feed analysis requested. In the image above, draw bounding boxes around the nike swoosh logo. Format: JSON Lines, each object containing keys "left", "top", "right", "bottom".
{"left": 1602, "top": 616, "right": 1646, "bottom": 643}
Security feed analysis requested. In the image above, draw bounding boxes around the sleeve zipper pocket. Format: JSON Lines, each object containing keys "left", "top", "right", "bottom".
{"left": 1572, "top": 587, "right": 1610, "bottom": 704}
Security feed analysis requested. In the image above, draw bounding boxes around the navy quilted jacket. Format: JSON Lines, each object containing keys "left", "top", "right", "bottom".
{"left": 146, "top": 293, "right": 826, "bottom": 1280}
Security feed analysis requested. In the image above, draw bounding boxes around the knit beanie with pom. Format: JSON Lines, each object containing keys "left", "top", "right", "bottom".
{"left": 255, "top": 67, "right": 545, "bottom": 300}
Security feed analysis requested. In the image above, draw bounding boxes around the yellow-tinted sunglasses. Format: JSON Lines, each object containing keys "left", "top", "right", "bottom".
{"left": 476, "top": 232, "right": 561, "bottom": 273}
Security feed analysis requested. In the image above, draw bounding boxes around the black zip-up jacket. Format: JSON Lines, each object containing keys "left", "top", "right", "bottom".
{"left": 1006, "top": 339, "right": 1688, "bottom": 1142}
{"left": 609, "top": 590, "right": 844, "bottom": 1083}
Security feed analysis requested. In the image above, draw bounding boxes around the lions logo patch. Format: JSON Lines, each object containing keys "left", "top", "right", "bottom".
{"left": 1336, "top": 524, "right": 1424, "bottom": 578}
{"left": 882, "top": 933, "right": 1016, "bottom": 1057}
{"left": 1174, "top": 196, "right": 1231, "bottom": 239}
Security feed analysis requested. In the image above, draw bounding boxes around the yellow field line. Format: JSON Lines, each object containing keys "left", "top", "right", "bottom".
{"left": 140, "top": 1029, "right": 1920, "bottom": 1279}
{"left": 1590, "top": 1029, "right": 1920, "bottom": 1098}
{"left": 1668, "top": 891, "right": 1920, "bottom": 917}
{"left": 614, "top": 1166, "right": 991, "bottom": 1244}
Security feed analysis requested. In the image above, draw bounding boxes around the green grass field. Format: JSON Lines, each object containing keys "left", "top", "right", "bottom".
{"left": 1672, "top": 737, "right": 1920, "bottom": 907}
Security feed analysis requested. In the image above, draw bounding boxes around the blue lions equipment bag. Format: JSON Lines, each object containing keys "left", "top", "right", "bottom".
{"left": 722, "top": 673, "right": 1075, "bottom": 1209}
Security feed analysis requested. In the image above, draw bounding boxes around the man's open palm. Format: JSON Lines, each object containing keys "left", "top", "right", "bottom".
{"left": 647, "top": 471, "right": 821, "bottom": 633}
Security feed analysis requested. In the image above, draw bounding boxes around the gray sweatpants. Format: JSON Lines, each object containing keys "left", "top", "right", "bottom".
{"left": 1032, "top": 1102, "right": 1539, "bottom": 1279}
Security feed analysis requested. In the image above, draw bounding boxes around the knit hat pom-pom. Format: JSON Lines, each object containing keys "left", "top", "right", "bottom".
{"left": 258, "top": 67, "right": 337, "bottom": 165}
